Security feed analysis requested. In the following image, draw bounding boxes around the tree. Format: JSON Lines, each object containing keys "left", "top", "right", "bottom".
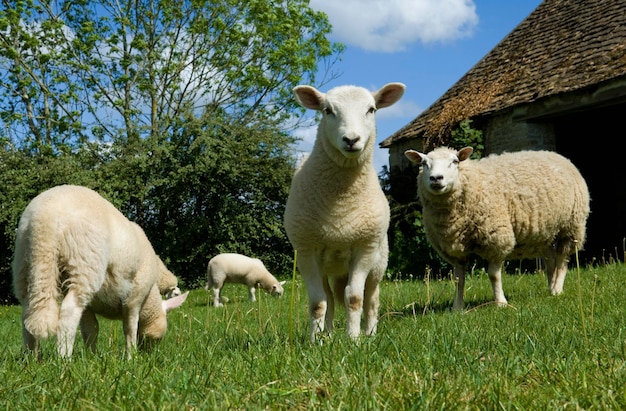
{"left": 95, "top": 108, "right": 298, "bottom": 286}
{"left": 0, "top": 0, "right": 342, "bottom": 146}
{"left": 0, "top": 0, "right": 343, "bottom": 300}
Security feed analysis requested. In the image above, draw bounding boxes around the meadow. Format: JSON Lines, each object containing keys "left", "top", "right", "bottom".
{"left": 1, "top": 261, "right": 625, "bottom": 410}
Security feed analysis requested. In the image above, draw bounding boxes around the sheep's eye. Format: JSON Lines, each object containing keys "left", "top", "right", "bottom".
{"left": 323, "top": 106, "right": 333, "bottom": 116}
{"left": 451, "top": 159, "right": 459, "bottom": 167}
{"left": 367, "top": 106, "right": 376, "bottom": 115}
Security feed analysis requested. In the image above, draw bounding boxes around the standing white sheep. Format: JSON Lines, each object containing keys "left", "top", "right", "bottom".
{"left": 206, "top": 253, "right": 285, "bottom": 307}
{"left": 284, "top": 82, "right": 405, "bottom": 341}
{"left": 12, "top": 185, "right": 189, "bottom": 359}
{"left": 404, "top": 146, "right": 590, "bottom": 310}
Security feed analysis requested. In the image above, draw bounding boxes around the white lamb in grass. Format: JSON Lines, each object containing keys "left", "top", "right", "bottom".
{"left": 12, "top": 185, "right": 188, "bottom": 359}
{"left": 206, "top": 253, "right": 285, "bottom": 307}
{"left": 283, "top": 82, "right": 405, "bottom": 341}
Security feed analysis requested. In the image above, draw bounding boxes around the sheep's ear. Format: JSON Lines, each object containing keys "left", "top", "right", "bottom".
{"left": 163, "top": 291, "right": 189, "bottom": 313}
{"left": 404, "top": 150, "right": 425, "bottom": 164}
{"left": 457, "top": 147, "right": 474, "bottom": 161}
{"left": 373, "top": 83, "right": 405, "bottom": 109}
{"left": 279, "top": 281, "right": 286, "bottom": 285}
{"left": 293, "top": 85, "right": 324, "bottom": 111}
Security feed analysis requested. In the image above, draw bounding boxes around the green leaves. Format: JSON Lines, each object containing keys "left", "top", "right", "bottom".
{"left": 1, "top": 0, "right": 342, "bottom": 148}
{"left": 0, "top": 0, "right": 342, "bottom": 299}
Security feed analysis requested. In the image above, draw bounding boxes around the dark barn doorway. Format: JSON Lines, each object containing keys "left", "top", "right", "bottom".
{"left": 555, "top": 103, "right": 626, "bottom": 264}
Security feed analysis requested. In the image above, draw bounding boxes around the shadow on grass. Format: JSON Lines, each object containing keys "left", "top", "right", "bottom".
{"left": 381, "top": 297, "right": 504, "bottom": 321}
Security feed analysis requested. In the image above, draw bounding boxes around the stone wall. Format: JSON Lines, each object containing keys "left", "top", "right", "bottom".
{"left": 484, "top": 110, "right": 556, "bottom": 154}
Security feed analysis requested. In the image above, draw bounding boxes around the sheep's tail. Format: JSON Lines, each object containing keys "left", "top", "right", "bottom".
{"left": 205, "top": 264, "right": 214, "bottom": 290}
{"left": 13, "top": 236, "right": 61, "bottom": 340}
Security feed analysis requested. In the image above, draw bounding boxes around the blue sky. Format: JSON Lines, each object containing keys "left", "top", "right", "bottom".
{"left": 293, "top": 0, "right": 544, "bottom": 172}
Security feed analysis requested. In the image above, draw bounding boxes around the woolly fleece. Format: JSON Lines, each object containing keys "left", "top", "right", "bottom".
{"left": 284, "top": 82, "right": 405, "bottom": 341}
{"left": 406, "top": 147, "right": 590, "bottom": 310}
{"left": 12, "top": 184, "right": 188, "bottom": 358}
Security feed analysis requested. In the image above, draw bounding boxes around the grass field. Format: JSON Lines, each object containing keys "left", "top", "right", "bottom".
{"left": 1, "top": 262, "right": 625, "bottom": 410}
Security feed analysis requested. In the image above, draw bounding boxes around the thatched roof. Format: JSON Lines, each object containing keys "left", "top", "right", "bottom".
{"left": 381, "top": 0, "right": 626, "bottom": 148}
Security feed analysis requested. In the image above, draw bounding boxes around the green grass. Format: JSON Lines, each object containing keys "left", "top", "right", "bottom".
{"left": 1, "top": 263, "right": 625, "bottom": 410}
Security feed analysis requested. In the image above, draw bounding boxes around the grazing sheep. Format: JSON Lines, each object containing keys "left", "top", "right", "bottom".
{"left": 206, "top": 253, "right": 285, "bottom": 307}
{"left": 12, "top": 185, "right": 189, "bottom": 359}
{"left": 284, "top": 82, "right": 405, "bottom": 341}
{"left": 404, "top": 146, "right": 590, "bottom": 310}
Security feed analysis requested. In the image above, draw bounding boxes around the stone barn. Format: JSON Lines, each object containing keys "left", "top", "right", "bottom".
{"left": 381, "top": 0, "right": 626, "bottom": 264}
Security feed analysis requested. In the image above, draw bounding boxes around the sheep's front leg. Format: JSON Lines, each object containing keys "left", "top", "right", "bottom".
{"left": 79, "top": 309, "right": 99, "bottom": 353}
{"left": 57, "top": 290, "right": 86, "bottom": 358}
{"left": 298, "top": 252, "right": 327, "bottom": 342}
{"left": 248, "top": 286, "right": 257, "bottom": 302}
{"left": 487, "top": 261, "right": 508, "bottom": 306}
{"left": 21, "top": 308, "right": 40, "bottom": 358}
{"left": 345, "top": 272, "right": 366, "bottom": 339}
{"left": 122, "top": 306, "right": 141, "bottom": 359}
{"left": 452, "top": 263, "right": 466, "bottom": 311}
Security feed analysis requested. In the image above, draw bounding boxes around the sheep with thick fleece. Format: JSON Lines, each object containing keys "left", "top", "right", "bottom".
{"left": 206, "top": 253, "right": 285, "bottom": 307}
{"left": 404, "top": 146, "right": 590, "bottom": 310}
{"left": 284, "top": 82, "right": 405, "bottom": 341}
{"left": 12, "top": 185, "right": 188, "bottom": 358}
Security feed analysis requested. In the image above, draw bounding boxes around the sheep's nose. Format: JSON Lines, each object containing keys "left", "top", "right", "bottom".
{"left": 429, "top": 174, "right": 444, "bottom": 183}
{"left": 343, "top": 135, "right": 360, "bottom": 147}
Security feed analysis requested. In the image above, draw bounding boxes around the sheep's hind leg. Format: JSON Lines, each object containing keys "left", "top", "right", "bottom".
{"left": 363, "top": 277, "right": 380, "bottom": 336}
{"left": 212, "top": 287, "right": 223, "bottom": 307}
{"left": 549, "top": 252, "right": 569, "bottom": 295}
{"left": 57, "top": 290, "right": 86, "bottom": 358}
{"left": 324, "top": 275, "right": 336, "bottom": 333}
{"left": 487, "top": 261, "right": 508, "bottom": 307}
{"left": 544, "top": 248, "right": 559, "bottom": 294}
{"left": 80, "top": 309, "right": 99, "bottom": 353}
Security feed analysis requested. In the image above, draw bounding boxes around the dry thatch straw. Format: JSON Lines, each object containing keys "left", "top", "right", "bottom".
{"left": 422, "top": 73, "right": 513, "bottom": 149}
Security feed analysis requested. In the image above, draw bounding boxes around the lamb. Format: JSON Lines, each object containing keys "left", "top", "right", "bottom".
{"left": 283, "top": 82, "right": 405, "bottom": 341}
{"left": 404, "top": 146, "right": 590, "bottom": 310}
{"left": 206, "top": 253, "right": 285, "bottom": 307}
{"left": 11, "top": 184, "right": 189, "bottom": 359}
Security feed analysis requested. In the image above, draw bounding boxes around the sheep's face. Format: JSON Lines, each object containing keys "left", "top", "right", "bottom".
{"left": 319, "top": 87, "right": 378, "bottom": 158}
{"left": 294, "top": 83, "right": 405, "bottom": 165}
{"left": 164, "top": 286, "right": 181, "bottom": 299}
{"left": 270, "top": 280, "right": 286, "bottom": 297}
{"left": 405, "top": 147, "right": 473, "bottom": 195}
{"left": 139, "top": 291, "right": 189, "bottom": 350}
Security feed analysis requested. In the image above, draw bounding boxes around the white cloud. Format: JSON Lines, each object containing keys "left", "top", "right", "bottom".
{"left": 376, "top": 99, "right": 422, "bottom": 120}
{"left": 309, "top": 0, "right": 478, "bottom": 52}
